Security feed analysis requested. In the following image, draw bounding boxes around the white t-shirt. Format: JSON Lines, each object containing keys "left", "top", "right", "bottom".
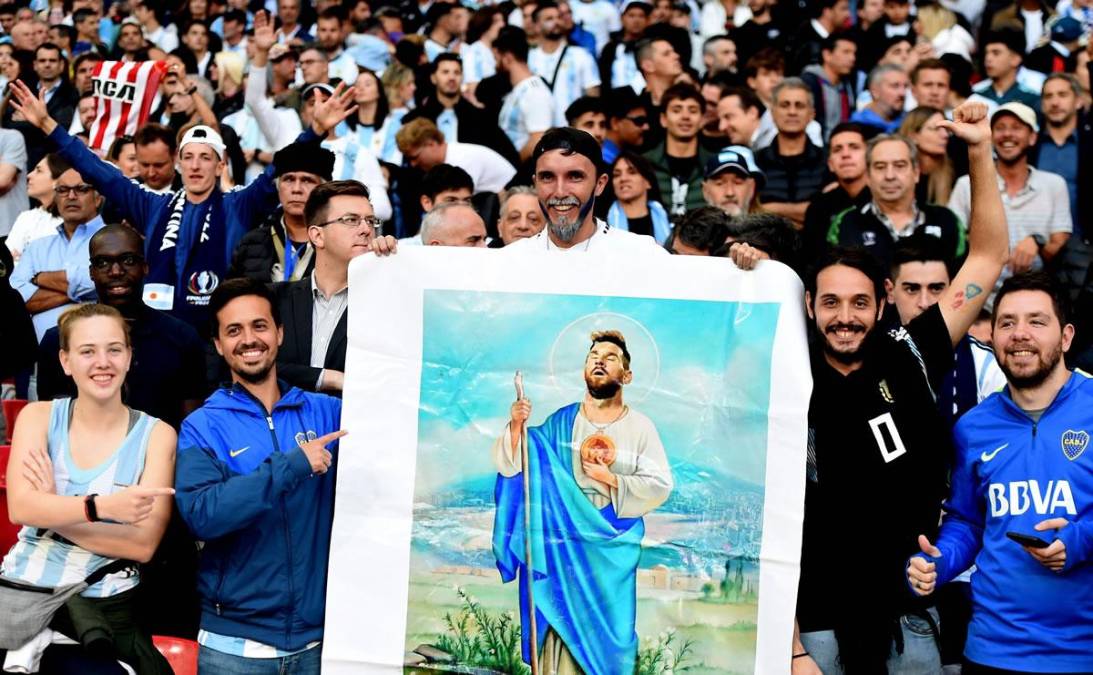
{"left": 322, "top": 136, "right": 394, "bottom": 222}
{"left": 569, "top": 0, "right": 621, "bottom": 54}
{"left": 503, "top": 219, "right": 668, "bottom": 255}
{"left": 445, "top": 141, "right": 517, "bottom": 193}
{"left": 528, "top": 43, "right": 602, "bottom": 125}
{"left": 0, "top": 129, "right": 28, "bottom": 237}
{"left": 7, "top": 207, "right": 60, "bottom": 264}
{"left": 462, "top": 40, "right": 497, "bottom": 84}
{"left": 499, "top": 75, "right": 555, "bottom": 153}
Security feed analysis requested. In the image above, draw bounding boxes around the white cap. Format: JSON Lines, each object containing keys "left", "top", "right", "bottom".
{"left": 178, "top": 125, "right": 226, "bottom": 158}
{"left": 990, "top": 102, "right": 1039, "bottom": 134}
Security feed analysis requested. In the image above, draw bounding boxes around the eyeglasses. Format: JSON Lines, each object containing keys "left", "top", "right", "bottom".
{"left": 626, "top": 115, "right": 649, "bottom": 127}
{"left": 316, "top": 214, "right": 382, "bottom": 229}
{"left": 90, "top": 253, "right": 144, "bottom": 270}
{"left": 54, "top": 183, "right": 95, "bottom": 196}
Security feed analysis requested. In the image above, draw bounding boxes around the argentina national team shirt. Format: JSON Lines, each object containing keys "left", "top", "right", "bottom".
{"left": 528, "top": 43, "right": 602, "bottom": 126}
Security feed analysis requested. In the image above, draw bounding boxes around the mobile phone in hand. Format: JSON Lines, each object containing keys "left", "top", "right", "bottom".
{"left": 1006, "top": 531, "right": 1051, "bottom": 549}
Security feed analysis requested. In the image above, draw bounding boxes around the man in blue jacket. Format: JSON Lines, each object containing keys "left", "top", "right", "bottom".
{"left": 908, "top": 272, "right": 1093, "bottom": 674}
{"left": 7, "top": 78, "right": 357, "bottom": 333}
{"left": 173, "top": 277, "right": 345, "bottom": 673}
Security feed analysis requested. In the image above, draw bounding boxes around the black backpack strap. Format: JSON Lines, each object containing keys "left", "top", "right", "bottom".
{"left": 546, "top": 44, "right": 570, "bottom": 91}
{"left": 83, "top": 559, "right": 136, "bottom": 587}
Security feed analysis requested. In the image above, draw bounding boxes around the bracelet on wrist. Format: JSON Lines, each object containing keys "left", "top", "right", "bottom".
{"left": 84, "top": 493, "right": 100, "bottom": 522}
{"left": 792, "top": 651, "right": 810, "bottom": 659}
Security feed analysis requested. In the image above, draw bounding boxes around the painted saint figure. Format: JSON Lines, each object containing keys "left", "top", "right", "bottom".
{"left": 491, "top": 330, "right": 674, "bottom": 675}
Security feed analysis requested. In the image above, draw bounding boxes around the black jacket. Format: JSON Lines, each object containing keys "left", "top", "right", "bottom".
{"left": 401, "top": 97, "right": 521, "bottom": 167}
{"left": 272, "top": 278, "right": 347, "bottom": 395}
{"left": 4, "top": 79, "right": 79, "bottom": 168}
{"left": 228, "top": 210, "right": 316, "bottom": 283}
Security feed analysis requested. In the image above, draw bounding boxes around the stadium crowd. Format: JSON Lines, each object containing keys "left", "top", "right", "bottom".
{"left": 0, "top": 0, "right": 1090, "bottom": 672}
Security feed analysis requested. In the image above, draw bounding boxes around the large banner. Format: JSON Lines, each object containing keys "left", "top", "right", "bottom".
{"left": 325, "top": 248, "right": 811, "bottom": 674}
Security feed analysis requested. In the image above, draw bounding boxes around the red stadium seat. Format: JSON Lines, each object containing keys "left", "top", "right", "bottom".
{"left": 153, "top": 636, "right": 198, "bottom": 675}
{"left": 2, "top": 399, "right": 29, "bottom": 443}
{"left": 0, "top": 444, "right": 19, "bottom": 554}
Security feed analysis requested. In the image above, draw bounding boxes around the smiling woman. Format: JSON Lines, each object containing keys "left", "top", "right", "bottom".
{"left": 0, "top": 303, "right": 177, "bottom": 673}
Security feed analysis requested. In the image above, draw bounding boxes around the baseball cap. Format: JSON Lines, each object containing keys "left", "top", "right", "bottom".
{"left": 302, "top": 82, "right": 336, "bottom": 101}
{"left": 620, "top": 0, "right": 654, "bottom": 13}
{"left": 704, "top": 146, "right": 764, "bottom": 188}
{"left": 268, "top": 44, "right": 297, "bottom": 62}
{"left": 991, "top": 102, "right": 1038, "bottom": 133}
{"left": 1050, "top": 17, "right": 1084, "bottom": 43}
{"left": 179, "top": 125, "right": 226, "bottom": 158}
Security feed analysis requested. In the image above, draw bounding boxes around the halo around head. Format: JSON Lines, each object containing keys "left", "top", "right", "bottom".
{"left": 548, "top": 312, "right": 661, "bottom": 404}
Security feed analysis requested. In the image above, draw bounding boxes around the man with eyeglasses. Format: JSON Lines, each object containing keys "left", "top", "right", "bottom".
{"left": 273, "top": 180, "right": 397, "bottom": 395}
{"left": 10, "top": 161, "right": 104, "bottom": 343}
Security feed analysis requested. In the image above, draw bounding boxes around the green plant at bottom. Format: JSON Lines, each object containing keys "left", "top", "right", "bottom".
{"left": 432, "top": 586, "right": 530, "bottom": 674}
{"left": 636, "top": 628, "right": 696, "bottom": 675}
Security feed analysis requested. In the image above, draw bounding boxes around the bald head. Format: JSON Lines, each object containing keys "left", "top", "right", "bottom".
{"left": 90, "top": 223, "right": 143, "bottom": 256}
{"left": 420, "top": 203, "right": 488, "bottom": 247}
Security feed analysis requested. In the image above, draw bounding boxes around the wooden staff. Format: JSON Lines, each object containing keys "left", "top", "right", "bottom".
{"left": 514, "top": 371, "right": 539, "bottom": 675}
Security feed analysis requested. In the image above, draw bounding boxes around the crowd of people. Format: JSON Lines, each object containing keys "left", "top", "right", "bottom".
{"left": 0, "top": 0, "right": 1090, "bottom": 673}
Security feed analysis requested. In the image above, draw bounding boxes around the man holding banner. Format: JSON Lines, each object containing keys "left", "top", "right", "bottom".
{"left": 8, "top": 76, "right": 358, "bottom": 332}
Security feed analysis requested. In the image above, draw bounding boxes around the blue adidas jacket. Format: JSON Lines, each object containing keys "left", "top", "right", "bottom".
{"left": 913, "top": 371, "right": 1093, "bottom": 672}
{"left": 175, "top": 382, "right": 342, "bottom": 651}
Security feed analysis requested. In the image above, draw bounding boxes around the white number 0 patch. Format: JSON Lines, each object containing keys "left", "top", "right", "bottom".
{"left": 868, "top": 412, "right": 907, "bottom": 463}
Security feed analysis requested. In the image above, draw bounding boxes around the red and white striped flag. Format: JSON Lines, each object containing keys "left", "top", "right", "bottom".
{"left": 88, "top": 60, "right": 168, "bottom": 153}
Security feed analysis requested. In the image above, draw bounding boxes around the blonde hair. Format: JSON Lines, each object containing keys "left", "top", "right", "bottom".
{"left": 916, "top": 5, "right": 957, "bottom": 41}
{"left": 898, "top": 107, "right": 955, "bottom": 205}
{"left": 395, "top": 117, "right": 444, "bottom": 153}
{"left": 58, "top": 304, "right": 131, "bottom": 351}
{"left": 381, "top": 62, "right": 415, "bottom": 108}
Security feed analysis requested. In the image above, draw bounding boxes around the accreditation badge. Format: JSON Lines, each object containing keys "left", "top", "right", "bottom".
{"left": 143, "top": 283, "right": 175, "bottom": 311}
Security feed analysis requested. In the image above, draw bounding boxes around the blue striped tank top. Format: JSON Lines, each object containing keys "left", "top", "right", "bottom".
{"left": 1, "top": 399, "right": 157, "bottom": 597}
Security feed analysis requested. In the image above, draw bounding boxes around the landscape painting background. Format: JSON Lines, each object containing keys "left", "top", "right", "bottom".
{"left": 404, "top": 289, "right": 781, "bottom": 674}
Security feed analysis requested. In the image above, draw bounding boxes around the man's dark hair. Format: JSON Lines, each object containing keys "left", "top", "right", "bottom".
{"left": 827, "top": 121, "right": 869, "bottom": 151}
{"left": 305, "top": 180, "right": 371, "bottom": 228}
{"left": 805, "top": 246, "right": 887, "bottom": 304}
{"left": 223, "top": 9, "right": 248, "bottom": 25}
{"left": 0, "top": 4, "right": 16, "bottom": 16}
{"left": 425, "top": 2, "right": 457, "bottom": 28}
{"left": 319, "top": 5, "right": 349, "bottom": 22}
{"left": 34, "top": 42, "right": 65, "bottom": 61}
{"left": 661, "top": 82, "right": 705, "bottom": 112}
{"left": 890, "top": 238, "right": 954, "bottom": 281}
{"left": 433, "top": 52, "right": 462, "bottom": 69}
{"left": 910, "top": 58, "right": 950, "bottom": 84}
{"left": 810, "top": 0, "right": 844, "bottom": 19}
{"left": 742, "top": 47, "right": 784, "bottom": 79}
{"left": 182, "top": 18, "right": 210, "bottom": 36}
{"left": 89, "top": 222, "right": 144, "bottom": 256}
{"left": 532, "top": 126, "right": 606, "bottom": 176}
{"left": 727, "top": 213, "right": 802, "bottom": 269}
{"left": 666, "top": 206, "right": 730, "bottom": 254}
{"left": 821, "top": 31, "right": 857, "bottom": 54}
{"left": 209, "top": 277, "right": 282, "bottom": 333}
{"left": 134, "top": 123, "right": 178, "bottom": 154}
{"left": 73, "top": 7, "right": 98, "bottom": 25}
{"left": 532, "top": 0, "right": 559, "bottom": 23}
{"left": 590, "top": 330, "right": 631, "bottom": 369}
{"left": 606, "top": 87, "right": 646, "bottom": 120}
{"left": 992, "top": 271, "right": 1070, "bottom": 327}
{"left": 721, "top": 86, "right": 763, "bottom": 114}
{"left": 494, "top": 25, "right": 529, "bottom": 62}
{"left": 422, "top": 163, "right": 474, "bottom": 201}
{"left": 72, "top": 51, "right": 103, "bottom": 76}
{"left": 49, "top": 23, "right": 76, "bottom": 45}
{"left": 565, "top": 95, "right": 607, "bottom": 125}
{"left": 78, "top": 89, "right": 96, "bottom": 103}
{"left": 984, "top": 28, "right": 1026, "bottom": 58}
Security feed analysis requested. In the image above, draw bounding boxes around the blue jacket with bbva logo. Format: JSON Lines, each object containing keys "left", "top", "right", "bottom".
{"left": 175, "top": 382, "right": 342, "bottom": 651}
{"left": 917, "top": 371, "right": 1093, "bottom": 672}
{"left": 48, "top": 125, "right": 319, "bottom": 331}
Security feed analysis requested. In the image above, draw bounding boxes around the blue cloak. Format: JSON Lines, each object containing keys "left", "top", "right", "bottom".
{"left": 493, "top": 403, "right": 644, "bottom": 675}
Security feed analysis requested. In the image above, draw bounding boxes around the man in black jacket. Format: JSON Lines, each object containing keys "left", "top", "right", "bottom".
{"left": 402, "top": 53, "right": 521, "bottom": 168}
{"left": 274, "top": 180, "right": 397, "bottom": 395}
{"left": 5, "top": 43, "right": 79, "bottom": 169}
{"left": 229, "top": 142, "right": 335, "bottom": 283}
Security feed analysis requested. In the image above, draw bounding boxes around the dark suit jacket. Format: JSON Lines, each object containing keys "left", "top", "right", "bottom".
{"left": 273, "top": 278, "right": 347, "bottom": 395}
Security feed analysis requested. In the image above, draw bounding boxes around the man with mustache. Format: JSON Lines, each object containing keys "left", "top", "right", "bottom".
{"left": 491, "top": 330, "right": 673, "bottom": 675}
{"left": 701, "top": 145, "right": 764, "bottom": 217}
{"left": 503, "top": 126, "right": 668, "bottom": 253}
{"left": 733, "top": 101, "right": 1010, "bottom": 674}
{"left": 907, "top": 272, "right": 1093, "bottom": 674}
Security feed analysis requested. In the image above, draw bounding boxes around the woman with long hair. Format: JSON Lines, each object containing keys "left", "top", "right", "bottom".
{"left": 6, "top": 154, "right": 66, "bottom": 264}
{"left": 106, "top": 136, "right": 139, "bottom": 179}
{"left": 1, "top": 304, "right": 175, "bottom": 673}
{"left": 382, "top": 61, "right": 417, "bottom": 116}
{"left": 462, "top": 7, "right": 505, "bottom": 97}
{"left": 607, "top": 152, "right": 672, "bottom": 244}
{"left": 898, "top": 106, "right": 955, "bottom": 205}
{"left": 348, "top": 68, "right": 402, "bottom": 164}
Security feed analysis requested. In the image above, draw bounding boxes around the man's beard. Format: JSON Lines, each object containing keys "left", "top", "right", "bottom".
{"left": 541, "top": 194, "right": 594, "bottom": 242}
{"left": 234, "top": 362, "right": 275, "bottom": 384}
{"left": 999, "top": 341, "right": 1063, "bottom": 390}
{"left": 819, "top": 320, "right": 875, "bottom": 365}
{"left": 546, "top": 29, "right": 566, "bottom": 40}
{"left": 586, "top": 378, "right": 622, "bottom": 400}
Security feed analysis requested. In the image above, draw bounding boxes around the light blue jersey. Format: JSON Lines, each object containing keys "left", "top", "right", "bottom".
{"left": 498, "top": 76, "right": 554, "bottom": 153}
{"left": 2, "top": 399, "right": 156, "bottom": 597}
{"left": 528, "top": 43, "right": 601, "bottom": 125}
